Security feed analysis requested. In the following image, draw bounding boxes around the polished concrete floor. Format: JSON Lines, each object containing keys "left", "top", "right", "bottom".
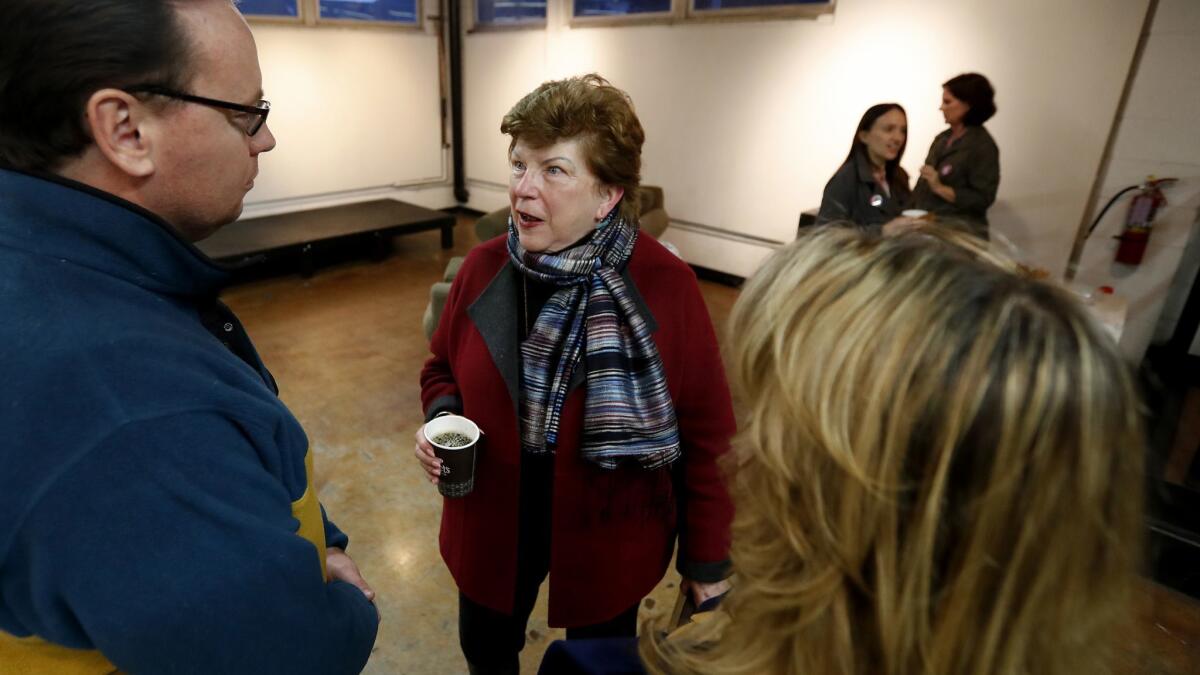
{"left": 221, "top": 214, "right": 1199, "bottom": 674}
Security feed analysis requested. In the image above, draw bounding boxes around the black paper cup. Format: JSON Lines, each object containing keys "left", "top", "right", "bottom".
{"left": 423, "top": 415, "right": 481, "bottom": 498}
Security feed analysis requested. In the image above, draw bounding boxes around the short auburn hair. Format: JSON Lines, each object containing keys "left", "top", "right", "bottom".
{"left": 501, "top": 74, "right": 644, "bottom": 224}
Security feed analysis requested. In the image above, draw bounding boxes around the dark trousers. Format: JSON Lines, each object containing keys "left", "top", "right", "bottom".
{"left": 458, "top": 590, "right": 639, "bottom": 675}
{"left": 458, "top": 452, "right": 639, "bottom": 675}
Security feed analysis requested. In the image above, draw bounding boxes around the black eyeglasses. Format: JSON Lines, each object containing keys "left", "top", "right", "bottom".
{"left": 127, "top": 84, "right": 270, "bottom": 136}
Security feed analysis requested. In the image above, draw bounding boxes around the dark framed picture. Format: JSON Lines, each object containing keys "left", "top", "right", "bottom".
{"left": 318, "top": 0, "right": 420, "bottom": 25}
{"left": 238, "top": 0, "right": 304, "bottom": 22}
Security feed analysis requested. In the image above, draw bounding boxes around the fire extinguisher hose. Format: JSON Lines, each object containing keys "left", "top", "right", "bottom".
{"left": 1085, "top": 185, "right": 1141, "bottom": 240}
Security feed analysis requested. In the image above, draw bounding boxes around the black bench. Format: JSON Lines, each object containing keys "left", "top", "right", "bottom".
{"left": 198, "top": 199, "right": 455, "bottom": 276}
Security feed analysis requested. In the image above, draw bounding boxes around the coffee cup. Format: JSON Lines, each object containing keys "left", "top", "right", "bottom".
{"left": 423, "top": 414, "right": 481, "bottom": 498}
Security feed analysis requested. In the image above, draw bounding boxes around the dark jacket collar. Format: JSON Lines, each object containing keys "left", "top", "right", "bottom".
{"left": 467, "top": 254, "right": 658, "bottom": 416}
{"left": 853, "top": 150, "right": 879, "bottom": 186}
{"left": 935, "top": 125, "right": 991, "bottom": 152}
{"left": 0, "top": 168, "right": 229, "bottom": 298}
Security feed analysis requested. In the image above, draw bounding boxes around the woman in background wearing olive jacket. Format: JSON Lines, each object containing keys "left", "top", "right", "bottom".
{"left": 910, "top": 73, "right": 1000, "bottom": 237}
{"left": 817, "top": 103, "right": 911, "bottom": 233}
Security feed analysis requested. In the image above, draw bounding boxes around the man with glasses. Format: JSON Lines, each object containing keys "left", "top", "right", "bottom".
{"left": 0, "top": 1, "right": 379, "bottom": 673}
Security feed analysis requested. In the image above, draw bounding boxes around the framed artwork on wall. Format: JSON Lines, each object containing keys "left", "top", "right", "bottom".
{"left": 569, "top": 0, "right": 833, "bottom": 26}
{"left": 317, "top": 0, "right": 420, "bottom": 26}
{"left": 237, "top": 0, "right": 304, "bottom": 22}
{"left": 473, "top": 0, "right": 547, "bottom": 29}
{"left": 239, "top": 0, "right": 421, "bottom": 27}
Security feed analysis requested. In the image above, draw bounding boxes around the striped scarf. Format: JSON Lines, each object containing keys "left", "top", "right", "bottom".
{"left": 507, "top": 211, "right": 680, "bottom": 470}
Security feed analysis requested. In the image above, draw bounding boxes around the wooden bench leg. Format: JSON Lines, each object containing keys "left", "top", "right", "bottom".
{"left": 369, "top": 232, "right": 392, "bottom": 262}
{"left": 299, "top": 243, "right": 315, "bottom": 279}
{"left": 441, "top": 222, "right": 453, "bottom": 249}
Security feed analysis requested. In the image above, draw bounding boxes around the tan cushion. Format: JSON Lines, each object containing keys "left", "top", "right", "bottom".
{"left": 637, "top": 185, "right": 664, "bottom": 214}
{"left": 443, "top": 256, "right": 465, "bottom": 282}
{"left": 637, "top": 185, "right": 668, "bottom": 238}
{"left": 639, "top": 208, "right": 669, "bottom": 239}
{"left": 474, "top": 207, "right": 510, "bottom": 242}
{"left": 423, "top": 281, "right": 452, "bottom": 341}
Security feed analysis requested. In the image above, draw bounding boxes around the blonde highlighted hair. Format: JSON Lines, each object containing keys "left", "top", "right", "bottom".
{"left": 641, "top": 227, "right": 1143, "bottom": 675}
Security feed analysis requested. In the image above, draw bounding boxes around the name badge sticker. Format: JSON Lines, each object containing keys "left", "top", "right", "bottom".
{"left": 869, "top": 194, "right": 883, "bottom": 207}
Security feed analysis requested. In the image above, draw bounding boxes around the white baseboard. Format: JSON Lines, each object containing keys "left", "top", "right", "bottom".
{"left": 661, "top": 221, "right": 782, "bottom": 279}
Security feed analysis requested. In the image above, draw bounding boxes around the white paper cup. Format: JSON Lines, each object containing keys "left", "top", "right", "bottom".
{"left": 423, "top": 415, "right": 481, "bottom": 498}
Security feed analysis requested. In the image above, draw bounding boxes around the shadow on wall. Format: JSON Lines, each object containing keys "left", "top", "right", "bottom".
{"left": 988, "top": 199, "right": 1033, "bottom": 263}
{"left": 988, "top": 193, "right": 1081, "bottom": 277}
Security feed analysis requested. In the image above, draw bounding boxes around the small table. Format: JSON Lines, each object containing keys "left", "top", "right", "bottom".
{"left": 198, "top": 199, "right": 455, "bottom": 275}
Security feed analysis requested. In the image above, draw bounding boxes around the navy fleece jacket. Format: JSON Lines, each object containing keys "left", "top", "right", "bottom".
{"left": 0, "top": 169, "right": 379, "bottom": 674}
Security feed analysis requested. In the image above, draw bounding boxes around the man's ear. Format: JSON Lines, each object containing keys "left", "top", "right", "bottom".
{"left": 83, "top": 88, "right": 156, "bottom": 178}
{"left": 595, "top": 185, "right": 624, "bottom": 221}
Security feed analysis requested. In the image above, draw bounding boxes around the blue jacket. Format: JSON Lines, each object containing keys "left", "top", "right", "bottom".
{"left": 0, "top": 170, "right": 378, "bottom": 674}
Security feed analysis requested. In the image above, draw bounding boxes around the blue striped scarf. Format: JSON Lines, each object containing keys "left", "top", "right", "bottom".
{"left": 507, "top": 212, "right": 680, "bottom": 470}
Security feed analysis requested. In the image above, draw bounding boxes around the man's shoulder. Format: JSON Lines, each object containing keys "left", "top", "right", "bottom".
{"left": 0, "top": 258, "right": 283, "bottom": 434}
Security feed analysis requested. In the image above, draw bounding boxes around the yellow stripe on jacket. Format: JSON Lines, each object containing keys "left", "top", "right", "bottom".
{"left": 0, "top": 633, "right": 117, "bottom": 675}
{"left": 292, "top": 448, "right": 329, "bottom": 580}
{"left": 0, "top": 449, "right": 327, "bottom": 672}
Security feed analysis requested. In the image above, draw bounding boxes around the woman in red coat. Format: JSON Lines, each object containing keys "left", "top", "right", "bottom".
{"left": 415, "top": 74, "right": 735, "bottom": 674}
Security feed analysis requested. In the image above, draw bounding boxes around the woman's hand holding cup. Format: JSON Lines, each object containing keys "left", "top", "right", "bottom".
{"left": 416, "top": 414, "right": 481, "bottom": 497}
{"left": 882, "top": 209, "right": 931, "bottom": 236}
{"left": 414, "top": 426, "right": 443, "bottom": 485}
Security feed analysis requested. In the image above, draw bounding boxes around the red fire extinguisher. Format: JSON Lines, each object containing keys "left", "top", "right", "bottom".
{"left": 1113, "top": 176, "right": 1177, "bottom": 265}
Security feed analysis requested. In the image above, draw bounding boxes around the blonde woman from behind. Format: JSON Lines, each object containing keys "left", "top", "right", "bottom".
{"left": 641, "top": 226, "right": 1144, "bottom": 675}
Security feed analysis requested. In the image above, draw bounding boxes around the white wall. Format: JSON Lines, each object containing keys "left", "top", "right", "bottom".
{"left": 1073, "top": 0, "right": 1200, "bottom": 361}
{"left": 242, "top": 22, "right": 453, "bottom": 215}
{"left": 462, "top": 0, "right": 1148, "bottom": 278}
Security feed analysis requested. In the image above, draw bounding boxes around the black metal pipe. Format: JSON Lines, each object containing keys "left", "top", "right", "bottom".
{"left": 448, "top": 0, "right": 468, "bottom": 203}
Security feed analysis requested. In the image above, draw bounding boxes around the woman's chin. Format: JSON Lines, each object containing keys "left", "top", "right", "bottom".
{"left": 517, "top": 230, "right": 550, "bottom": 253}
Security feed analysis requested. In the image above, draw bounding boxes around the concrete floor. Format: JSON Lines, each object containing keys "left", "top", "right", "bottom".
{"left": 221, "top": 214, "right": 1199, "bottom": 674}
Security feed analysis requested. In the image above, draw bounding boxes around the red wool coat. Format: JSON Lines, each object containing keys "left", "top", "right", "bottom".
{"left": 420, "top": 233, "right": 735, "bottom": 627}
